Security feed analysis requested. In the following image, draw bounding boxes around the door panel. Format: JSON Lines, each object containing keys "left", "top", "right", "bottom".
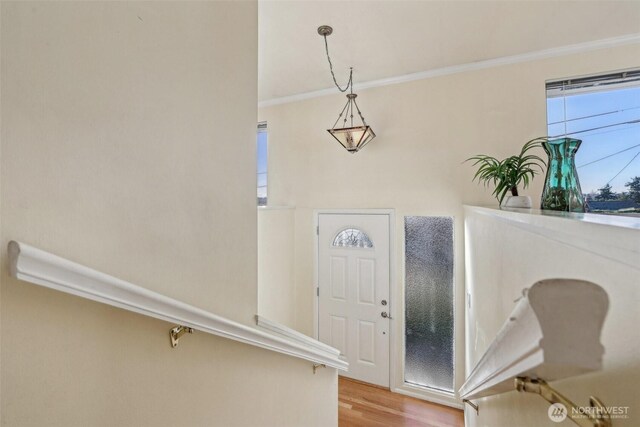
{"left": 357, "top": 320, "right": 376, "bottom": 363}
{"left": 329, "top": 315, "right": 347, "bottom": 354}
{"left": 357, "top": 259, "right": 375, "bottom": 305}
{"left": 318, "top": 213, "right": 390, "bottom": 387}
{"left": 330, "top": 256, "right": 347, "bottom": 300}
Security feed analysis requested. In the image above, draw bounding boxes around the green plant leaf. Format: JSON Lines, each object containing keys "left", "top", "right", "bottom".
{"left": 464, "top": 136, "right": 548, "bottom": 203}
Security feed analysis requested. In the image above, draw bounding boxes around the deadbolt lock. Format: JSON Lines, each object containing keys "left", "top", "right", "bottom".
{"left": 381, "top": 299, "right": 387, "bottom": 306}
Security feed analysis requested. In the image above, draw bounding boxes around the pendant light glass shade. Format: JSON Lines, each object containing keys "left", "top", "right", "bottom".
{"left": 327, "top": 93, "right": 376, "bottom": 153}
{"left": 328, "top": 125, "right": 376, "bottom": 153}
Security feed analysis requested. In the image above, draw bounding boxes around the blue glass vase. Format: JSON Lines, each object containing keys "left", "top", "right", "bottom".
{"left": 540, "top": 138, "right": 585, "bottom": 212}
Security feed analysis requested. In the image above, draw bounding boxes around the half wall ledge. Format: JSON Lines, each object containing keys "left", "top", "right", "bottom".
{"left": 463, "top": 205, "right": 640, "bottom": 272}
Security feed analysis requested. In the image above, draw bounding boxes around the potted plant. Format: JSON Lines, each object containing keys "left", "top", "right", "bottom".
{"left": 466, "top": 137, "right": 547, "bottom": 208}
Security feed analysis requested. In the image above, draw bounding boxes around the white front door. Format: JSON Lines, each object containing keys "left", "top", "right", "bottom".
{"left": 318, "top": 213, "right": 390, "bottom": 387}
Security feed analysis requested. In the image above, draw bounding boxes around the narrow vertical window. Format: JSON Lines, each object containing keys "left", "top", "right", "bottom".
{"left": 257, "top": 122, "right": 268, "bottom": 206}
{"left": 404, "top": 216, "right": 454, "bottom": 393}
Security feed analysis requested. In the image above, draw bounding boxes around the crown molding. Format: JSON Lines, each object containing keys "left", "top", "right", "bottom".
{"left": 258, "top": 32, "right": 640, "bottom": 108}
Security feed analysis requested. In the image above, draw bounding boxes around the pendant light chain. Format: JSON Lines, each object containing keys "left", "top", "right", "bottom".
{"left": 322, "top": 31, "right": 368, "bottom": 128}
{"left": 322, "top": 34, "right": 353, "bottom": 93}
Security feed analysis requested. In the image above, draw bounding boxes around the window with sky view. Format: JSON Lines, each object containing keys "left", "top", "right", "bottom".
{"left": 546, "top": 72, "right": 640, "bottom": 215}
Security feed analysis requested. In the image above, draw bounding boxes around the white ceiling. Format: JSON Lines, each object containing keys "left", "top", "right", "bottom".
{"left": 258, "top": 0, "right": 640, "bottom": 103}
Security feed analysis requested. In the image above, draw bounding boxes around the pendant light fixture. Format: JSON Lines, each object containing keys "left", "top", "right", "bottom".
{"left": 318, "top": 25, "right": 376, "bottom": 153}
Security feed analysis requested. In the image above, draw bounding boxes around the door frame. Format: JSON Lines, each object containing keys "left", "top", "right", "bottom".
{"left": 313, "top": 209, "right": 396, "bottom": 388}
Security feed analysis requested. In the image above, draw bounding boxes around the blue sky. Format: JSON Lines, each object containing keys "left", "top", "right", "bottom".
{"left": 547, "top": 86, "right": 640, "bottom": 194}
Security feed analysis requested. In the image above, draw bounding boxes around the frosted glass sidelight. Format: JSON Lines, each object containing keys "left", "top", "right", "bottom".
{"left": 404, "top": 216, "right": 454, "bottom": 393}
{"left": 332, "top": 228, "right": 374, "bottom": 248}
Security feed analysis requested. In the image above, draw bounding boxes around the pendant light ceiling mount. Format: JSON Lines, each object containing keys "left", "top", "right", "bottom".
{"left": 318, "top": 25, "right": 376, "bottom": 154}
{"left": 317, "top": 25, "right": 333, "bottom": 37}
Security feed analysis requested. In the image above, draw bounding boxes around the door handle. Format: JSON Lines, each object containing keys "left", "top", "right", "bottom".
{"left": 381, "top": 311, "right": 393, "bottom": 319}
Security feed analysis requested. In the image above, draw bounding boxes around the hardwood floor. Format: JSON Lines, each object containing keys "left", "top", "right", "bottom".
{"left": 338, "top": 377, "right": 464, "bottom": 427}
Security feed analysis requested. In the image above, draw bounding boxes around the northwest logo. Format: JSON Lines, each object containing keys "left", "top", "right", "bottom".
{"left": 548, "top": 403, "right": 568, "bottom": 422}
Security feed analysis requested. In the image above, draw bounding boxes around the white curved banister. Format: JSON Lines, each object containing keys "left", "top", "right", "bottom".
{"left": 460, "top": 279, "right": 608, "bottom": 400}
{"left": 8, "top": 241, "right": 348, "bottom": 371}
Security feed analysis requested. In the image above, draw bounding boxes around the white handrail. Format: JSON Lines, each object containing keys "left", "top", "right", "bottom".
{"left": 255, "top": 315, "right": 339, "bottom": 357}
{"left": 459, "top": 278, "right": 608, "bottom": 400}
{"left": 8, "top": 241, "right": 348, "bottom": 371}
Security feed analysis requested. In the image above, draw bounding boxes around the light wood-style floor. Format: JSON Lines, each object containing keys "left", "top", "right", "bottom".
{"left": 338, "top": 377, "right": 464, "bottom": 427}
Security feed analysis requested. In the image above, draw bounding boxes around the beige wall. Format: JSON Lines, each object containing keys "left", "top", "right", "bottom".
{"left": 465, "top": 209, "right": 639, "bottom": 426}
{"left": 258, "top": 207, "right": 296, "bottom": 328}
{"left": 1, "top": 2, "right": 337, "bottom": 426}
{"left": 258, "top": 43, "right": 640, "bottom": 407}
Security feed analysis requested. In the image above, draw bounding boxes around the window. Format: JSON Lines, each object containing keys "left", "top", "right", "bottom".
{"left": 546, "top": 70, "right": 640, "bottom": 215}
{"left": 404, "top": 216, "right": 454, "bottom": 393}
{"left": 332, "top": 228, "right": 374, "bottom": 248}
{"left": 257, "top": 122, "right": 268, "bottom": 206}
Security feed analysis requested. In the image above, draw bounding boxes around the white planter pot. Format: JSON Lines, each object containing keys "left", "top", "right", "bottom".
{"left": 501, "top": 195, "right": 532, "bottom": 209}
